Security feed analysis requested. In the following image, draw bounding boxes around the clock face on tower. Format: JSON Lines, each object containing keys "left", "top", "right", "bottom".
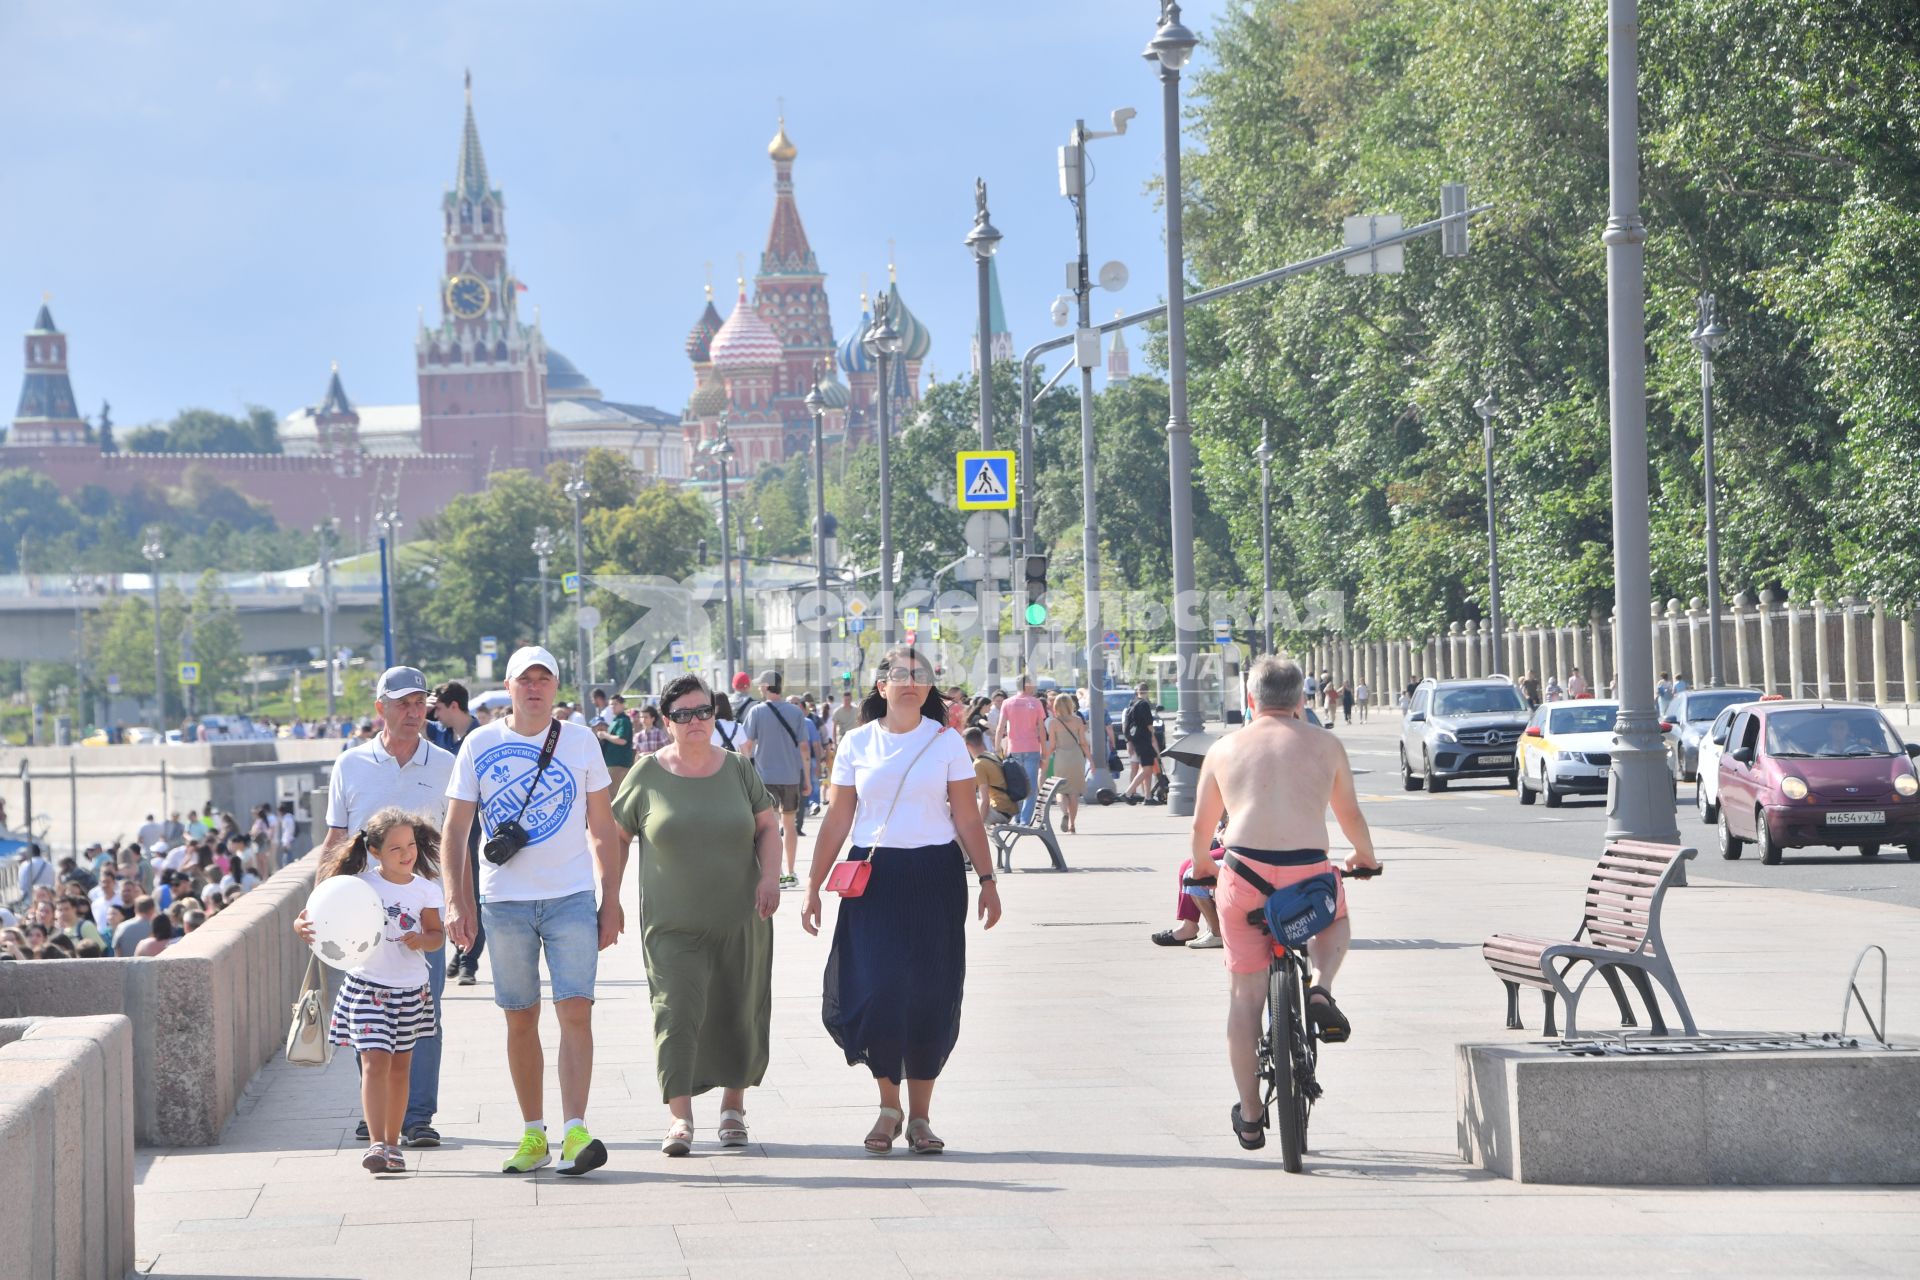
{"left": 445, "top": 274, "right": 491, "bottom": 320}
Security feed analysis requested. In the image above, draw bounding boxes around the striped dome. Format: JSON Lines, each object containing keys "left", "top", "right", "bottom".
{"left": 837, "top": 304, "right": 875, "bottom": 376}
{"left": 684, "top": 298, "right": 723, "bottom": 363}
{"left": 688, "top": 371, "right": 728, "bottom": 418}
{"left": 708, "top": 285, "right": 783, "bottom": 373}
{"left": 815, "top": 369, "right": 851, "bottom": 409}
{"left": 886, "top": 283, "right": 932, "bottom": 361}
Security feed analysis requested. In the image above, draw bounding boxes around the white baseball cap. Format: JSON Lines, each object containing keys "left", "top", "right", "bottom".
{"left": 504, "top": 645, "right": 559, "bottom": 683}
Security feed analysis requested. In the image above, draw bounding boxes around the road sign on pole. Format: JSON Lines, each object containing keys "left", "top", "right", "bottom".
{"left": 562, "top": 571, "right": 581, "bottom": 596}
{"left": 480, "top": 636, "right": 499, "bottom": 657}
{"left": 1101, "top": 629, "right": 1120, "bottom": 649}
{"left": 903, "top": 607, "right": 920, "bottom": 631}
{"left": 1212, "top": 618, "right": 1233, "bottom": 645}
{"left": 956, "top": 451, "right": 1016, "bottom": 511}
{"left": 178, "top": 661, "right": 201, "bottom": 686}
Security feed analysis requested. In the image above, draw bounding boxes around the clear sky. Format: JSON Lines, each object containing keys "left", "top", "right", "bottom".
{"left": 1, "top": 1, "right": 1230, "bottom": 432}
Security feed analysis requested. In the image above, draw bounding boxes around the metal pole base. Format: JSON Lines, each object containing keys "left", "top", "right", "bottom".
{"left": 1605, "top": 712, "right": 1681, "bottom": 845}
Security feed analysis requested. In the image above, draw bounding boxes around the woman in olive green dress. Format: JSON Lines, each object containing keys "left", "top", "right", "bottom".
{"left": 612, "top": 673, "right": 782, "bottom": 1156}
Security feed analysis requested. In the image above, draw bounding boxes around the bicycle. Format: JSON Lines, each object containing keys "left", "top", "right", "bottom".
{"left": 1251, "top": 863, "right": 1382, "bottom": 1172}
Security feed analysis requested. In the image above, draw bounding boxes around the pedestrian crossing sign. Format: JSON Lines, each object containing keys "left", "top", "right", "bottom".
{"left": 177, "top": 661, "right": 201, "bottom": 686}
{"left": 561, "top": 571, "right": 581, "bottom": 596}
{"left": 956, "top": 451, "right": 1016, "bottom": 511}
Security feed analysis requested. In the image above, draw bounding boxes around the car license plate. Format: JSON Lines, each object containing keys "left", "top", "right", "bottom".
{"left": 1826, "top": 811, "right": 1885, "bottom": 826}
{"left": 1480, "top": 755, "right": 1513, "bottom": 767}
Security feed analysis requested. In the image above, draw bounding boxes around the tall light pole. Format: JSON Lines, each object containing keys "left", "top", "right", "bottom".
{"left": 375, "top": 505, "right": 401, "bottom": 669}
{"left": 141, "top": 532, "right": 166, "bottom": 729}
{"left": 563, "top": 463, "right": 592, "bottom": 706}
{"left": 1690, "top": 293, "right": 1729, "bottom": 687}
{"left": 864, "top": 296, "right": 905, "bottom": 647}
{"left": 703, "top": 424, "right": 739, "bottom": 685}
{"left": 1146, "top": 0, "right": 1202, "bottom": 815}
{"left": 804, "top": 366, "right": 832, "bottom": 699}
{"left": 965, "top": 178, "right": 1005, "bottom": 681}
{"left": 1256, "top": 422, "right": 1274, "bottom": 656}
{"left": 1474, "top": 391, "right": 1502, "bottom": 672}
{"left": 531, "top": 525, "right": 555, "bottom": 642}
{"left": 316, "top": 518, "right": 338, "bottom": 723}
{"left": 1601, "top": 0, "right": 1678, "bottom": 842}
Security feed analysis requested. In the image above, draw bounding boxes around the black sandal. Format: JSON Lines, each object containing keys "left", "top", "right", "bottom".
{"left": 1307, "top": 985, "right": 1351, "bottom": 1044}
{"left": 1151, "top": 929, "right": 1194, "bottom": 947}
{"left": 1231, "top": 1103, "right": 1266, "bottom": 1150}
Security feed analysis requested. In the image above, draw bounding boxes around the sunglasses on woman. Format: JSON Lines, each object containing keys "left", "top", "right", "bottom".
{"left": 665, "top": 704, "right": 717, "bottom": 723}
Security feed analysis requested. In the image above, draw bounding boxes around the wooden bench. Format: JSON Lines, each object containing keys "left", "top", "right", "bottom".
{"left": 1481, "top": 839, "right": 1698, "bottom": 1038}
{"left": 990, "top": 776, "right": 1069, "bottom": 872}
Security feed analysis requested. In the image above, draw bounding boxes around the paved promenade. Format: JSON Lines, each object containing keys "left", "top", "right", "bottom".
{"left": 135, "top": 722, "right": 1920, "bottom": 1277}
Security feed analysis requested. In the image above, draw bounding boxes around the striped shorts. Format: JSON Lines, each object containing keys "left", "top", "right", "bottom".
{"left": 329, "top": 972, "right": 436, "bottom": 1054}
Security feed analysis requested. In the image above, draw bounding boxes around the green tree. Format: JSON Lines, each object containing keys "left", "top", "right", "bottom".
{"left": 122, "top": 406, "right": 283, "bottom": 454}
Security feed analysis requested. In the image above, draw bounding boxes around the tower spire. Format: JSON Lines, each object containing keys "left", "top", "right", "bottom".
{"left": 456, "top": 73, "right": 490, "bottom": 201}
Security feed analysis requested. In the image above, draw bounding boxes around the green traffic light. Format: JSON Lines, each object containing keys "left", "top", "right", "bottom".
{"left": 1024, "top": 603, "right": 1048, "bottom": 626}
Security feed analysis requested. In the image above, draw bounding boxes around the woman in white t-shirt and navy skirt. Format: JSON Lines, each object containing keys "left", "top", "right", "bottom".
{"left": 802, "top": 646, "right": 1001, "bottom": 1155}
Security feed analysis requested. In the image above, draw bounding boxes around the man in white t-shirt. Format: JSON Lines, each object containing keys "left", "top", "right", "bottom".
{"left": 306, "top": 665, "right": 456, "bottom": 1148}
{"left": 443, "top": 645, "right": 625, "bottom": 1178}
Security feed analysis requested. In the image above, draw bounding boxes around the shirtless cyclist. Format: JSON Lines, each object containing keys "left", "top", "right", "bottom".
{"left": 1187, "top": 655, "right": 1380, "bottom": 1149}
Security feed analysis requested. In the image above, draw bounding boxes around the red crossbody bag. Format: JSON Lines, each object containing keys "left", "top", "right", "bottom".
{"left": 827, "top": 726, "right": 946, "bottom": 897}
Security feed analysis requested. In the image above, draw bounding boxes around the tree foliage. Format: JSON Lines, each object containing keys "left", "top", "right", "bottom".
{"left": 123, "top": 406, "right": 281, "bottom": 454}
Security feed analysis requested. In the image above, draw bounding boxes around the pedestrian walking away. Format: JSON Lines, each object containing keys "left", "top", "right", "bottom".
{"left": 612, "top": 673, "right": 782, "bottom": 1156}
{"left": 441, "top": 645, "right": 627, "bottom": 1177}
{"left": 802, "top": 645, "right": 1001, "bottom": 1156}
{"left": 594, "top": 693, "right": 636, "bottom": 796}
{"left": 427, "top": 681, "right": 485, "bottom": 987}
{"left": 740, "top": 671, "right": 811, "bottom": 886}
{"left": 993, "top": 677, "right": 1049, "bottom": 824}
{"left": 1044, "top": 692, "right": 1092, "bottom": 833}
{"left": 1119, "top": 683, "right": 1163, "bottom": 804}
{"left": 1185, "top": 656, "right": 1381, "bottom": 1152}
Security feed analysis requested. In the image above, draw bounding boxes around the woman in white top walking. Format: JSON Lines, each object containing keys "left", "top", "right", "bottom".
{"left": 802, "top": 646, "right": 1001, "bottom": 1155}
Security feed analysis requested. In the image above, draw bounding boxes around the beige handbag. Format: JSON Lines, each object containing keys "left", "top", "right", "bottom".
{"left": 284, "top": 955, "right": 334, "bottom": 1068}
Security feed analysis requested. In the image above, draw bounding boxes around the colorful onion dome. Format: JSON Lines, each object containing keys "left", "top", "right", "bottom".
{"left": 684, "top": 294, "right": 723, "bottom": 363}
{"left": 837, "top": 297, "right": 875, "bottom": 376}
{"left": 708, "top": 281, "right": 783, "bottom": 373}
{"left": 689, "top": 371, "right": 729, "bottom": 418}
{"left": 814, "top": 369, "right": 851, "bottom": 410}
{"left": 885, "top": 282, "right": 932, "bottom": 361}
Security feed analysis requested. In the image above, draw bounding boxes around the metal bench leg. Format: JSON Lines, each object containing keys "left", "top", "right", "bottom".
{"left": 1622, "top": 967, "right": 1669, "bottom": 1036}
{"left": 1599, "top": 964, "right": 1638, "bottom": 1029}
{"left": 1502, "top": 980, "right": 1523, "bottom": 1030}
{"left": 1042, "top": 830, "right": 1065, "bottom": 871}
{"left": 1540, "top": 991, "right": 1558, "bottom": 1038}
{"left": 1650, "top": 964, "right": 1698, "bottom": 1036}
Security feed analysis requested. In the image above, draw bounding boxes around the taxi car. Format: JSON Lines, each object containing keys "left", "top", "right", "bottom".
{"left": 1516, "top": 700, "right": 1621, "bottom": 808}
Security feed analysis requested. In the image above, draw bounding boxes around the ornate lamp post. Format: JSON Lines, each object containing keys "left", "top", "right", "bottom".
{"left": 804, "top": 366, "right": 832, "bottom": 699}
{"left": 1256, "top": 423, "right": 1274, "bottom": 656}
{"left": 141, "top": 532, "right": 165, "bottom": 728}
{"left": 531, "top": 525, "right": 555, "bottom": 641}
{"left": 1690, "top": 293, "right": 1730, "bottom": 686}
{"left": 965, "top": 179, "right": 1005, "bottom": 679}
{"left": 863, "top": 297, "right": 905, "bottom": 646}
{"left": 1474, "top": 391, "right": 1502, "bottom": 671}
{"left": 375, "top": 506, "right": 402, "bottom": 669}
{"left": 563, "top": 464, "right": 591, "bottom": 703}
{"left": 316, "top": 518, "right": 338, "bottom": 722}
{"left": 702, "top": 424, "right": 739, "bottom": 684}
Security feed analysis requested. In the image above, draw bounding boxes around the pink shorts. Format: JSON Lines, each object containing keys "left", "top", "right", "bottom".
{"left": 1217, "top": 853, "right": 1347, "bottom": 975}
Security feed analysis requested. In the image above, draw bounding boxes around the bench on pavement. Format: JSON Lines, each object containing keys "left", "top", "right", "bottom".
{"left": 991, "top": 776, "right": 1069, "bottom": 872}
{"left": 1481, "top": 839, "right": 1698, "bottom": 1038}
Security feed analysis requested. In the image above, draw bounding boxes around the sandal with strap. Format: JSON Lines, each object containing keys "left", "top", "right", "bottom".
{"left": 864, "top": 1107, "right": 904, "bottom": 1155}
{"left": 1151, "top": 928, "right": 1195, "bottom": 947}
{"left": 1231, "top": 1103, "right": 1266, "bottom": 1151}
{"left": 661, "top": 1118, "right": 693, "bottom": 1157}
{"left": 1307, "top": 985, "right": 1351, "bottom": 1044}
{"left": 906, "top": 1118, "right": 945, "bottom": 1155}
{"left": 717, "top": 1109, "right": 749, "bottom": 1148}
{"left": 384, "top": 1146, "right": 407, "bottom": 1173}
{"left": 361, "top": 1142, "right": 388, "bottom": 1173}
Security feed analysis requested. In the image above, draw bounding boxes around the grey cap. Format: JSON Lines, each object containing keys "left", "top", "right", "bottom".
{"left": 375, "top": 666, "right": 429, "bottom": 701}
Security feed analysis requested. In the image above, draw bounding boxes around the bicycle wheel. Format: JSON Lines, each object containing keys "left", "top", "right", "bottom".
{"left": 1274, "top": 958, "right": 1309, "bottom": 1172}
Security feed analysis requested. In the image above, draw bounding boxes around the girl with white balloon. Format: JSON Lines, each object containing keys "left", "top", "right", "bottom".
{"left": 293, "top": 807, "right": 445, "bottom": 1175}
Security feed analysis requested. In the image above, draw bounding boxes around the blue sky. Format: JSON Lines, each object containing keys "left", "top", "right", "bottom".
{"left": 1, "top": 1, "right": 1230, "bottom": 431}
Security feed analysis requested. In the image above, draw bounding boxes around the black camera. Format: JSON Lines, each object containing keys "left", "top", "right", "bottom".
{"left": 483, "top": 819, "right": 531, "bottom": 865}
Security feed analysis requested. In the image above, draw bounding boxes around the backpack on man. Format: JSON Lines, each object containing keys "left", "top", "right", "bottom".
{"left": 994, "top": 753, "right": 1032, "bottom": 804}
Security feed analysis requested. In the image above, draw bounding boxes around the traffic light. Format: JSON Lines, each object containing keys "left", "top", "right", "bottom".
{"left": 1023, "top": 554, "right": 1049, "bottom": 627}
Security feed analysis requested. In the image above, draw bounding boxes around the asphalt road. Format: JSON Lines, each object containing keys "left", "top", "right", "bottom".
{"left": 1325, "top": 716, "right": 1920, "bottom": 910}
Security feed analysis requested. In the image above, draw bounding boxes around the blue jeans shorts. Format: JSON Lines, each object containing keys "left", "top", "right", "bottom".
{"left": 480, "top": 890, "right": 599, "bottom": 1011}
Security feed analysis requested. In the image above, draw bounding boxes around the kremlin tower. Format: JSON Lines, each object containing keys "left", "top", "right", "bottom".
{"left": 1107, "top": 312, "right": 1132, "bottom": 383}
{"left": 9, "top": 303, "right": 88, "bottom": 448}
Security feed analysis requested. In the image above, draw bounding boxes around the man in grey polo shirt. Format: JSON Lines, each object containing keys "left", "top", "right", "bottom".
{"left": 311, "top": 665, "right": 456, "bottom": 1147}
{"left": 741, "top": 670, "right": 810, "bottom": 886}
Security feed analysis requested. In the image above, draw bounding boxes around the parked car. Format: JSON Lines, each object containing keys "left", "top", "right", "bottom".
{"left": 1400, "top": 677, "right": 1528, "bottom": 792}
{"left": 1664, "top": 687, "right": 1763, "bottom": 780}
{"left": 1715, "top": 701, "right": 1920, "bottom": 864}
{"left": 1694, "top": 701, "right": 1760, "bottom": 823}
{"left": 1516, "top": 700, "right": 1621, "bottom": 808}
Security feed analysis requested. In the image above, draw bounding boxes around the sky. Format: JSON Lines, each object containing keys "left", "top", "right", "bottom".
{"left": 0, "top": 0, "right": 1232, "bottom": 431}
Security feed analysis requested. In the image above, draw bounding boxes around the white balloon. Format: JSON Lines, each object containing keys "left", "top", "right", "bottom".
{"left": 305, "top": 875, "right": 386, "bottom": 971}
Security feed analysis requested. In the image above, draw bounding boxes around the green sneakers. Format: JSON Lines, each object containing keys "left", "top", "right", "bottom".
{"left": 557, "top": 1124, "right": 608, "bottom": 1176}
{"left": 501, "top": 1129, "right": 550, "bottom": 1174}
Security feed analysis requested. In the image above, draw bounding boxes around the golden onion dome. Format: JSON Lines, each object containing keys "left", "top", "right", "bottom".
{"left": 768, "top": 118, "right": 797, "bottom": 162}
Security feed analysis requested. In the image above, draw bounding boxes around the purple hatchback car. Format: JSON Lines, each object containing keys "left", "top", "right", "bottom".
{"left": 1716, "top": 702, "right": 1920, "bottom": 864}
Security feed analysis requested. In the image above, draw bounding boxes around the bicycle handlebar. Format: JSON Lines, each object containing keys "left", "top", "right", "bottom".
{"left": 1339, "top": 866, "right": 1383, "bottom": 880}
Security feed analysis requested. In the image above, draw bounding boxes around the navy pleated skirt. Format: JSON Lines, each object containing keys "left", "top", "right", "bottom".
{"left": 822, "top": 841, "right": 968, "bottom": 1083}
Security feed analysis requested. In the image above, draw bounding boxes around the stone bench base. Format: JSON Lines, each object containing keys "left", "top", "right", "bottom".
{"left": 1458, "top": 1037, "right": 1920, "bottom": 1184}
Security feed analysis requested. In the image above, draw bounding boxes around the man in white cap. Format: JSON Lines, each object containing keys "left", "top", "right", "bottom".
{"left": 298, "top": 664, "right": 456, "bottom": 1147}
{"left": 442, "top": 645, "right": 626, "bottom": 1177}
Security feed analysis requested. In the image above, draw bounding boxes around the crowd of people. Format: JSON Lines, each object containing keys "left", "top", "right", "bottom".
{"left": 3, "top": 801, "right": 294, "bottom": 961}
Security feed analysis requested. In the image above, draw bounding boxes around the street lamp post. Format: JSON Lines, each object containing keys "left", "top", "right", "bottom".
{"left": 1690, "top": 293, "right": 1729, "bottom": 687}
{"left": 1146, "top": 0, "right": 1202, "bottom": 816}
{"left": 1601, "top": 0, "right": 1679, "bottom": 842}
{"left": 863, "top": 297, "right": 905, "bottom": 647}
{"left": 375, "top": 506, "right": 401, "bottom": 669}
{"left": 1256, "top": 423, "right": 1274, "bottom": 656}
{"left": 316, "top": 518, "right": 338, "bottom": 723}
{"left": 805, "top": 367, "right": 832, "bottom": 700}
{"left": 1474, "top": 391, "right": 1502, "bottom": 671}
{"left": 563, "top": 464, "right": 592, "bottom": 705}
{"left": 703, "top": 427, "right": 739, "bottom": 685}
{"left": 965, "top": 178, "right": 1005, "bottom": 682}
{"left": 141, "top": 533, "right": 166, "bottom": 729}
{"left": 531, "top": 525, "right": 555, "bottom": 642}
